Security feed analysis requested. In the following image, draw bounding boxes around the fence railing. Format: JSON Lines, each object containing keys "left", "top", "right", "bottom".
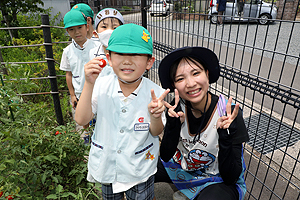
{"left": 143, "top": 0, "right": 300, "bottom": 199}
{"left": 0, "top": 15, "right": 70, "bottom": 125}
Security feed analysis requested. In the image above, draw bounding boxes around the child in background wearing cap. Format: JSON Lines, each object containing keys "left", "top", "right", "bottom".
{"left": 87, "top": 8, "right": 124, "bottom": 78}
{"left": 60, "top": 10, "right": 99, "bottom": 144}
{"left": 71, "top": 3, "right": 98, "bottom": 41}
{"left": 75, "top": 23, "right": 169, "bottom": 200}
{"left": 155, "top": 47, "right": 249, "bottom": 200}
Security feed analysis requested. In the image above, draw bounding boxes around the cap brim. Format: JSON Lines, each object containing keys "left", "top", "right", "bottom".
{"left": 158, "top": 47, "right": 220, "bottom": 92}
{"left": 107, "top": 44, "right": 152, "bottom": 55}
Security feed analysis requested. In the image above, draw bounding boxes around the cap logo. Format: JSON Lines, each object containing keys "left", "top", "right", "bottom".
{"left": 97, "top": 14, "right": 102, "bottom": 19}
{"left": 142, "top": 30, "right": 150, "bottom": 43}
{"left": 105, "top": 10, "right": 110, "bottom": 15}
{"left": 113, "top": 10, "right": 118, "bottom": 15}
{"left": 74, "top": 5, "right": 78, "bottom": 9}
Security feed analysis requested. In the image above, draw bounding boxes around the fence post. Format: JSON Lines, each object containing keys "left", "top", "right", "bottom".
{"left": 41, "top": 14, "right": 64, "bottom": 125}
{"left": 141, "top": 0, "right": 147, "bottom": 29}
{"left": 141, "top": 0, "right": 148, "bottom": 78}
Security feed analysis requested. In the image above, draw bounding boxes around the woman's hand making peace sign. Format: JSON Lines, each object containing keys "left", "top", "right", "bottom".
{"left": 164, "top": 89, "right": 186, "bottom": 124}
{"left": 217, "top": 97, "right": 240, "bottom": 129}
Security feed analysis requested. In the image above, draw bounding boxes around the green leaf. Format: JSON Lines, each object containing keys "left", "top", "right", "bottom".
{"left": 42, "top": 172, "right": 47, "bottom": 184}
{"left": 76, "top": 174, "right": 84, "bottom": 185}
{"left": 52, "top": 176, "right": 58, "bottom": 183}
{"left": 44, "top": 154, "right": 58, "bottom": 162}
{"left": 61, "top": 192, "right": 75, "bottom": 198}
{"left": 32, "top": 173, "right": 37, "bottom": 184}
{"left": 56, "top": 184, "right": 63, "bottom": 193}
{"left": 0, "top": 163, "right": 6, "bottom": 171}
{"left": 46, "top": 194, "right": 58, "bottom": 199}
{"left": 68, "top": 169, "right": 78, "bottom": 176}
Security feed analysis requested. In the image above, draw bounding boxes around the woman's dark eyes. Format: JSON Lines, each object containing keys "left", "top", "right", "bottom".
{"left": 175, "top": 78, "right": 183, "bottom": 82}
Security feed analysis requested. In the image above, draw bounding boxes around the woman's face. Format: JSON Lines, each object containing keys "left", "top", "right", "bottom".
{"left": 173, "top": 58, "right": 209, "bottom": 106}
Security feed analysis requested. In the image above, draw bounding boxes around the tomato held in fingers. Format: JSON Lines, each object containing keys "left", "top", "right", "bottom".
{"left": 98, "top": 59, "right": 106, "bottom": 68}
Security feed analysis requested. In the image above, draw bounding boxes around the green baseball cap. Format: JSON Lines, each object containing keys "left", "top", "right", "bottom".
{"left": 64, "top": 10, "right": 87, "bottom": 29}
{"left": 106, "top": 23, "right": 153, "bottom": 55}
{"left": 72, "top": 3, "right": 94, "bottom": 18}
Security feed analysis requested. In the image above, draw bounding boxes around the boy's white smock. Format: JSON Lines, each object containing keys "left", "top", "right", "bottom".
{"left": 88, "top": 74, "right": 165, "bottom": 183}
{"left": 60, "top": 39, "right": 99, "bottom": 99}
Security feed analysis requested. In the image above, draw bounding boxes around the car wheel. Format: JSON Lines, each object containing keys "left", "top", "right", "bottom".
{"left": 258, "top": 14, "right": 271, "bottom": 25}
{"left": 210, "top": 13, "right": 218, "bottom": 24}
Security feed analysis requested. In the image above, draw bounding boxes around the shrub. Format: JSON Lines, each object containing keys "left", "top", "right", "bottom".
{"left": 0, "top": 9, "right": 102, "bottom": 200}
{"left": 122, "top": 6, "right": 132, "bottom": 11}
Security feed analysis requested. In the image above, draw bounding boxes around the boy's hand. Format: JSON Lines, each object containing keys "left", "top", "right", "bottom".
{"left": 71, "top": 95, "right": 78, "bottom": 109}
{"left": 217, "top": 97, "right": 239, "bottom": 129}
{"left": 84, "top": 57, "right": 106, "bottom": 84}
{"left": 148, "top": 89, "right": 170, "bottom": 118}
{"left": 164, "top": 89, "right": 185, "bottom": 123}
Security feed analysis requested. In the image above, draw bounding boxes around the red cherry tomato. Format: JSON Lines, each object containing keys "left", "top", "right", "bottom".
{"left": 99, "top": 59, "right": 106, "bottom": 68}
{"left": 0, "top": 192, "right": 3, "bottom": 197}
{"left": 6, "top": 195, "right": 13, "bottom": 200}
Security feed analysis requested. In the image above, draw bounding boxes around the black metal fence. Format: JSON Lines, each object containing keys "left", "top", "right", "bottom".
{"left": 137, "top": 0, "right": 300, "bottom": 199}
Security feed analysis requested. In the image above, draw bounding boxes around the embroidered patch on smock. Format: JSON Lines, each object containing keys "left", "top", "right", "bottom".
{"left": 145, "top": 150, "right": 155, "bottom": 161}
{"left": 135, "top": 143, "right": 153, "bottom": 155}
{"left": 134, "top": 123, "right": 149, "bottom": 131}
{"left": 92, "top": 141, "right": 103, "bottom": 149}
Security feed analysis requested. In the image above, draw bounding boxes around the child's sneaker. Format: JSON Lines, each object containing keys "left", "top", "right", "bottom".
{"left": 173, "top": 191, "right": 189, "bottom": 200}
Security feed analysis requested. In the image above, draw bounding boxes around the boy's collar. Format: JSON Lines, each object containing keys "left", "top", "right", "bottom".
{"left": 72, "top": 38, "right": 89, "bottom": 50}
{"left": 117, "top": 76, "right": 142, "bottom": 85}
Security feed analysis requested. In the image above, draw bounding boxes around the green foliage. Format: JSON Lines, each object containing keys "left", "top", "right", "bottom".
{"left": 0, "top": 10, "right": 70, "bottom": 103}
{"left": 0, "top": 0, "right": 45, "bottom": 38}
{"left": 122, "top": 6, "right": 132, "bottom": 11}
{"left": 0, "top": 69, "right": 101, "bottom": 199}
{"left": 0, "top": 7, "right": 102, "bottom": 200}
{"left": 174, "top": 2, "right": 182, "bottom": 12}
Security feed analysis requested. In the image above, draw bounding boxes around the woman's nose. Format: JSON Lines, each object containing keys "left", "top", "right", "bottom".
{"left": 186, "top": 77, "right": 196, "bottom": 87}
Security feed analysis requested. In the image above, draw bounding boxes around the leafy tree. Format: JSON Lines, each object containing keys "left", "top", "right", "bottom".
{"left": 0, "top": 0, "right": 45, "bottom": 41}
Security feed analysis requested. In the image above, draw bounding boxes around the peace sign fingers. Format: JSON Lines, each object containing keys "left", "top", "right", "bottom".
{"left": 148, "top": 89, "right": 170, "bottom": 117}
{"left": 226, "top": 97, "right": 239, "bottom": 120}
{"left": 164, "top": 89, "right": 181, "bottom": 118}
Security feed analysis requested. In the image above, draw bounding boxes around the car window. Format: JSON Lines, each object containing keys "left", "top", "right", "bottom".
{"left": 153, "top": 0, "right": 164, "bottom": 4}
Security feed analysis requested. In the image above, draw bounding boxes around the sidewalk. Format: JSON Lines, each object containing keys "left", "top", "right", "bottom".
{"left": 155, "top": 183, "right": 177, "bottom": 200}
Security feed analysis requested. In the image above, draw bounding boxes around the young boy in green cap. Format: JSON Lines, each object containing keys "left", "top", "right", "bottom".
{"left": 75, "top": 23, "right": 170, "bottom": 200}
{"left": 71, "top": 3, "right": 98, "bottom": 41}
{"left": 60, "top": 10, "right": 99, "bottom": 144}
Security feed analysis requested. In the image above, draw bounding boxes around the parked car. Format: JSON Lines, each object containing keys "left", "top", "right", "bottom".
{"left": 149, "top": 0, "right": 174, "bottom": 16}
{"left": 208, "top": 0, "right": 277, "bottom": 25}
